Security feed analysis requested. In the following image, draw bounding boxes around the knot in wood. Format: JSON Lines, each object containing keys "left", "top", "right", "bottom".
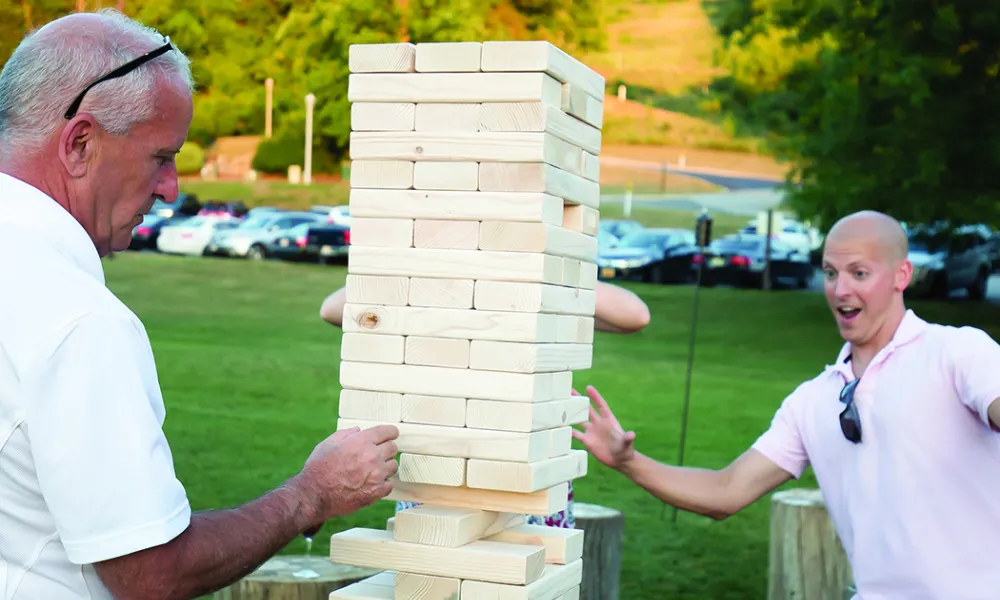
{"left": 415, "top": 146, "right": 424, "bottom": 154}
{"left": 359, "top": 310, "right": 381, "bottom": 329}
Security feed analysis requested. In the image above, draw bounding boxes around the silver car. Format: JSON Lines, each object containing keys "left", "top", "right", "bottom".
{"left": 206, "top": 210, "right": 327, "bottom": 260}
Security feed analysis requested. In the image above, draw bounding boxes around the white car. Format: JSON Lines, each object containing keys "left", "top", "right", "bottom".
{"left": 157, "top": 216, "right": 240, "bottom": 256}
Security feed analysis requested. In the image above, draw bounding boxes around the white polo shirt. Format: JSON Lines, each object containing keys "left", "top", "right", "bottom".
{"left": 0, "top": 173, "right": 191, "bottom": 599}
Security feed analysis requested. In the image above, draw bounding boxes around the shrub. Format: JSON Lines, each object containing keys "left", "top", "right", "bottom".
{"left": 176, "top": 142, "right": 204, "bottom": 175}
{"left": 252, "top": 130, "right": 340, "bottom": 175}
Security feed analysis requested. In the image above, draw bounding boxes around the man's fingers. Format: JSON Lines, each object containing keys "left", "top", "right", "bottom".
{"left": 384, "top": 458, "right": 399, "bottom": 478}
{"left": 360, "top": 424, "right": 400, "bottom": 444}
{"left": 571, "top": 388, "right": 582, "bottom": 397}
{"left": 588, "top": 385, "right": 623, "bottom": 428}
{"left": 380, "top": 440, "right": 399, "bottom": 460}
{"left": 331, "top": 426, "right": 359, "bottom": 442}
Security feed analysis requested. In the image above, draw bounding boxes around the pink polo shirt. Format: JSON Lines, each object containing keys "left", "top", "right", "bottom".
{"left": 753, "top": 309, "right": 1000, "bottom": 600}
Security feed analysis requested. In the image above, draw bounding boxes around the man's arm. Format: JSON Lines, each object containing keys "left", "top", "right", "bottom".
{"left": 593, "top": 281, "right": 651, "bottom": 334}
{"left": 320, "top": 287, "right": 346, "bottom": 327}
{"left": 950, "top": 327, "right": 1000, "bottom": 433}
{"left": 988, "top": 397, "right": 1000, "bottom": 432}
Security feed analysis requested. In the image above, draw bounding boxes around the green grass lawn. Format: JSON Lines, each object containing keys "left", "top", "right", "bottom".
{"left": 101, "top": 251, "right": 1000, "bottom": 599}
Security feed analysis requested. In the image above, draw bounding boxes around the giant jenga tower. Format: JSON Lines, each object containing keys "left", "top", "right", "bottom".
{"left": 328, "top": 39, "right": 604, "bottom": 600}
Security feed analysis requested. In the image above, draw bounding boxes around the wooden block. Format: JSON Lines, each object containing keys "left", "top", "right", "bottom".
{"left": 350, "top": 160, "right": 414, "bottom": 189}
{"left": 337, "top": 418, "right": 565, "bottom": 463}
{"left": 329, "top": 528, "right": 545, "bottom": 586}
{"left": 468, "top": 341, "right": 592, "bottom": 374}
{"left": 329, "top": 572, "right": 395, "bottom": 599}
{"left": 579, "top": 262, "right": 598, "bottom": 290}
{"left": 393, "top": 505, "right": 523, "bottom": 548}
{"left": 480, "top": 41, "right": 605, "bottom": 100}
{"left": 467, "top": 449, "right": 589, "bottom": 493}
{"left": 349, "top": 189, "right": 564, "bottom": 226}
{"left": 405, "top": 336, "right": 470, "bottom": 368}
{"left": 485, "top": 525, "right": 585, "bottom": 566}
{"left": 413, "top": 161, "right": 479, "bottom": 191}
{"left": 398, "top": 453, "right": 466, "bottom": 487}
{"left": 561, "top": 258, "right": 580, "bottom": 288}
{"left": 461, "top": 560, "right": 583, "bottom": 600}
{"left": 348, "top": 72, "right": 561, "bottom": 105}
{"left": 416, "top": 41, "right": 482, "bottom": 72}
{"left": 346, "top": 246, "right": 564, "bottom": 286}
{"left": 346, "top": 274, "right": 409, "bottom": 306}
{"left": 408, "top": 277, "right": 475, "bottom": 308}
{"left": 416, "top": 102, "right": 481, "bottom": 132}
{"left": 478, "top": 222, "right": 597, "bottom": 263}
{"left": 386, "top": 516, "right": 395, "bottom": 532}
{"left": 465, "top": 396, "right": 590, "bottom": 432}
{"left": 343, "top": 303, "right": 561, "bottom": 344}
{"left": 349, "top": 217, "right": 413, "bottom": 248}
{"left": 402, "top": 394, "right": 467, "bottom": 427}
{"left": 387, "top": 478, "right": 569, "bottom": 515}
{"left": 394, "top": 572, "right": 462, "bottom": 600}
{"left": 341, "top": 332, "right": 405, "bottom": 364}
{"left": 472, "top": 281, "right": 596, "bottom": 316}
{"left": 478, "top": 102, "right": 601, "bottom": 155}
{"left": 351, "top": 102, "right": 415, "bottom": 131}
{"left": 349, "top": 43, "right": 415, "bottom": 73}
{"left": 561, "top": 85, "right": 603, "bottom": 129}
{"left": 581, "top": 152, "right": 599, "bottom": 182}
{"left": 559, "top": 586, "right": 580, "bottom": 600}
{"left": 413, "top": 220, "right": 480, "bottom": 250}
{"left": 548, "top": 427, "right": 572, "bottom": 458}
{"left": 562, "top": 205, "right": 599, "bottom": 236}
{"left": 556, "top": 315, "right": 593, "bottom": 344}
{"left": 339, "top": 389, "right": 402, "bottom": 422}
{"left": 479, "top": 162, "right": 599, "bottom": 209}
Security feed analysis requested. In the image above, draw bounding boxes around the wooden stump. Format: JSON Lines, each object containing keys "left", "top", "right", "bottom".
{"left": 213, "top": 555, "right": 382, "bottom": 600}
{"left": 768, "top": 488, "right": 854, "bottom": 600}
{"left": 574, "top": 502, "right": 624, "bottom": 600}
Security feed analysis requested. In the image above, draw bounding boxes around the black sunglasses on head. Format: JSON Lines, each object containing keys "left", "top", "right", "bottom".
{"left": 839, "top": 378, "right": 862, "bottom": 443}
{"left": 64, "top": 36, "right": 173, "bottom": 120}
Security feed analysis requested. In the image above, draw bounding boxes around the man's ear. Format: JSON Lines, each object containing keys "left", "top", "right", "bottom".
{"left": 895, "top": 259, "right": 913, "bottom": 292}
{"left": 57, "top": 115, "right": 99, "bottom": 178}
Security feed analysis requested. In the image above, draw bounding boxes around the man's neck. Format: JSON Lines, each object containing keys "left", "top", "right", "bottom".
{"left": 849, "top": 305, "right": 907, "bottom": 377}
{"left": 1, "top": 161, "right": 71, "bottom": 213}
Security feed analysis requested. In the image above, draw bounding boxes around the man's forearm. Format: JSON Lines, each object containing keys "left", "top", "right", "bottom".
{"left": 617, "top": 452, "right": 734, "bottom": 520}
{"left": 96, "top": 476, "right": 318, "bottom": 600}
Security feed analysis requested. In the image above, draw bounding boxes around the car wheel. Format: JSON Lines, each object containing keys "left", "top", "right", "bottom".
{"left": 968, "top": 268, "right": 988, "bottom": 301}
{"left": 247, "top": 244, "right": 266, "bottom": 261}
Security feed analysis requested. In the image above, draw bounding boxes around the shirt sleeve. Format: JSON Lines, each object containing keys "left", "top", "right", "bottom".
{"left": 750, "top": 383, "right": 811, "bottom": 479}
{"left": 22, "top": 311, "right": 191, "bottom": 565}
{"left": 950, "top": 326, "right": 1000, "bottom": 431}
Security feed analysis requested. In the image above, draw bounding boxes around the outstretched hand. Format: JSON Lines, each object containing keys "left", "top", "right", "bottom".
{"left": 572, "top": 385, "right": 636, "bottom": 470}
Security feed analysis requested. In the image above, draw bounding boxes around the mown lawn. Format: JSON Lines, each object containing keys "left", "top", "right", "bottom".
{"left": 102, "top": 250, "right": 1000, "bottom": 599}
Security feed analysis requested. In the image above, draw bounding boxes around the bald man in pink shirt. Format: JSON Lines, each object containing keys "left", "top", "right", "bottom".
{"left": 573, "top": 211, "right": 1000, "bottom": 599}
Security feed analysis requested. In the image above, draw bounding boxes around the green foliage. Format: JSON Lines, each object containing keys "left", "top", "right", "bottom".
{"left": 251, "top": 128, "right": 339, "bottom": 175}
{"left": 175, "top": 142, "right": 204, "bottom": 175}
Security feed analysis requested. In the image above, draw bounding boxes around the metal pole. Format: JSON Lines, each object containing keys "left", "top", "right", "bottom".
{"left": 763, "top": 208, "right": 773, "bottom": 290}
{"left": 304, "top": 93, "right": 315, "bottom": 185}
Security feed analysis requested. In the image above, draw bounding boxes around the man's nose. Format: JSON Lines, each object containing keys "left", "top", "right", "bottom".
{"left": 156, "top": 163, "right": 179, "bottom": 203}
{"left": 834, "top": 275, "right": 853, "bottom": 298}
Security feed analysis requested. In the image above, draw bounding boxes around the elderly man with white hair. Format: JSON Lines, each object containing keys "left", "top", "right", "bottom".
{"left": 0, "top": 10, "right": 399, "bottom": 600}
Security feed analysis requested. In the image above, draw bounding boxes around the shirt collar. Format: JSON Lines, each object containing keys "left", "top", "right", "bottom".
{"left": 0, "top": 172, "right": 105, "bottom": 285}
{"left": 827, "top": 309, "right": 927, "bottom": 378}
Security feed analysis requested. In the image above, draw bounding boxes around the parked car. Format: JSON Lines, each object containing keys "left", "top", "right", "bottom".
{"left": 599, "top": 219, "right": 643, "bottom": 240}
{"left": 597, "top": 228, "right": 699, "bottom": 284}
{"left": 129, "top": 213, "right": 188, "bottom": 250}
{"left": 198, "top": 201, "right": 249, "bottom": 220}
{"left": 156, "top": 216, "right": 241, "bottom": 256}
{"left": 151, "top": 193, "right": 201, "bottom": 218}
{"left": 905, "top": 226, "right": 992, "bottom": 300}
{"left": 697, "top": 234, "right": 813, "bottom": 289}
{"left": 304, "top": 224, "right": 351, "bottom": 264}
{"left": 204, "top": 210, "right": 328, "bottom": 260}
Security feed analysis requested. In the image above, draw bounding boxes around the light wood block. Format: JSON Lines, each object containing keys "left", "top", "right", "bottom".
{"left": 341, "top": 332, "right": 405, "bottom": 364}
{"left": 329, "top": 571, "right": 395, "bottom": 599}
{"left": 351, "top": 102, "right": 415, "bottom": 131}
{"left": 349, "top": 43, "right": 416, "bottom": 73}
{"left": 398, "top": 453, "right": 467, "bottom": 487}
{"left": 350, "top": 160, "right": 415, "bottom": 189}
{"left": 402, "top": 394, "right": 466, "bottom": 427}
{"left": 461, "top": 560, "right": 583, "bottom": 600}
{"left": 408, "top": 277, "right": 475, "bottom": 309}
{"left": 581, "top": 152, "right": 599, "bottom": 182}
{"left": 349, "top": 189, "right": 564, "bottom": 226}
{"left": 478, "top": 222, "right": 597, "bottom": 263}
{"left": 387, "top": 478, "right": 569, "bottom": 515}
{"left": 472, "top": 281, "right": 596, "bottom": 316}
{"left": 485, "top": 525, "right": 585, "bottom": 566}
{"left": 559, "top": 586, "right": 580, "bottom": 600}
{"left": 339, "top": 389, "right": 402, "bottom": 422}
{"left": 560, "top": 85, "right": 603, "bottom": 129}
{"left": 478, "top": 102, "right": 601, "bottom": 155}
{"left": 329, "top": 528, "right": 545, "bottom": 586}
{"left": 416, "top": 102, "right": 481, "bottom": 131}
{"left": 465, "top": 396, "right": 589, "bottom": 432}
{"left": 579, "top": 262, "right": 598, "bottom": 290}
{"left": 405, "top": 336, "right": 470, "bottom": 368}
{"left": 348, "top": 72, "right": 561, "bottom": 105}
{"left": 479, "top": 162, "right": 599, "bottom": 209}
{"left": 342, "top": 303, "right": 562, "bottom": 344}
{"left": 548, "top": 427, "right": 572, "bottom": 459}
{"left": 561, "top": 258, "right": 579, "bottom": 288}
{"left": 413, "top": 220, "right": 480, "bottom": 250}
{"left": 562, "top": 205, "right": 599, "bottom": 236}
{"left": 559, "top": 259, "right": 597, "bottom": 291}
{"left": 556, "top": 315, "right": 593, "bottom": 344}
{"left": 416, "top": 41, "right": 482, "bottom": 72}
{"left": 467, "top": 450, "right": 589, "bottom": 493}
{"left": 394, "top": 572, "right": 461, "bottom": 600}
{"left": 346, "top": 246, "right": 564, "bottom": 286}
{"left": 337, "top": 419, "right": 570, "bottom": 462}
{"left": 349, "top": 218, "right": 414, "bottom": 248}
{"left": 413, "top": 161, "right": 479, "bottom": 191}
{"left": 468, "top": 341, "right": 592, "bottom": 374}
{"left": 345, "top": 274, "right": 409, "bottom": 306}
{"left": 393, "top": 505, "right": 523, "bottom": 548}
{"left": 480, "top": 40, "right": 605, "bottom": 100}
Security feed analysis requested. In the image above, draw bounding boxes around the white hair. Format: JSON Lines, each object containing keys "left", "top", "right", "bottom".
{"left": 0, "top": 8, "right": 194, "bottom": 159}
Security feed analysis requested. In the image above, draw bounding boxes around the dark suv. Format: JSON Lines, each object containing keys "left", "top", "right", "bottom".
{"left": 906, "top": 226, "right": 993, "bottom": 300}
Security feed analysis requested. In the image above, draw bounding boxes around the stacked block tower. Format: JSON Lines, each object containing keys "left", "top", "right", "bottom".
{"left": 329, "top": 39, "right": 605, "bottom": 600}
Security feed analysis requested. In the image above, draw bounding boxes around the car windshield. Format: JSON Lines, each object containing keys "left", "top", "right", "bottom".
{"left": 908, "top": 233, "right": 948, "bottom": 253}
{"left": 237, "top": 214, "right": 275, "bottom": 229}
{"left": 616, "top": 231, "right": 671, "bottom": 248}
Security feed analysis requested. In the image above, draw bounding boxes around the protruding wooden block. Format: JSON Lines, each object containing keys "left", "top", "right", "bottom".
{"left": 480, "top": 40, "right": 605, "bottom": 100}
{"left": 349, "top": 189, "right": 564, "bottom": 226}
{"left": 465, "top": 396, "right": 590, "bottom": 432}
{"left": 349, "top": 160, "right": 414, "bottom": 189}
{"left": 478, "top": 222, "right": 598, "bottom": 263}
{"left": 402, "top": 394, "right": 467, "bottom": 427}
{"left": 479, "top": 162, "right": 599, "bottom": 209}
{"left": 461, "top": 560, "right": 584, "bottom": 600}
{"left": 340, "top": 332, "right": 405, "bottom": 364}
{"left": 563, "top": 205, "right": 600, "bottom": 236}
{"left": 351, "top": 102, "right": 415, "bottom": 131}
{"left": 393, "top": 505, "right": 523, "bottom": 548}
{"left": 398, "top": 453, "right": 467, "bottom": 487}
{"left": 468, "top": 341, "right": 593, "bottom": 374}
{"left": 349, "top": 218, "right": 413, "bottom": 248}
{"left": 478, "top": 102, "right": 601, "bottom": 155}
{"left": 345, "top": 274, "right": 409, "bottom": 306}
{"left": 346, "top": 246, "right": 564, "bottom": 286}
{"left": 472, "top": 281, "right": 596, "bottom": 316}
{"left": 413, "top": 161, "right": 478, "bottom": 191}
{"left": 348, "top": 72, "right": 561, "bottom": 105}
{"left": 404, "top": 336, "right": 470, "bottom": 368}
{"left": 416, "top": 41, "right": 482, "bottom": 72}
{"left": 394, "top": 572, "right": 462, "bottom": 600}
{"left": 329, "top": 528, "right": 545, "bottom": 586}
{"left": 349, "top": 43, "right": 416, "bottom": 73}
{"left": 342, "top": 303, "right": 563, "bottom": 344}
{"left": 561, "top": 85, "right": 603, "bottom": 129}
{"left": 408, "top": 277, "right": 475, "bottom": 309}
{"left": 467, "top": 449, "right": 589, "bottom": 493}
{"left": 416, "top": 102, "right": 482, "bottom": 131}
{"left": 581, "top": 152, "right": 599, "bottom": 182}
{"left": 387, "top": 478, "right": 569, "bottom": 515}
{"left": 485, "top": 525, "right": 585, "bottom": 566}
{"left": 413, "top": 220, "right": 480, "bottom": 250}
{"left": 338, "top": 389, "right": 402, "bottom": 422}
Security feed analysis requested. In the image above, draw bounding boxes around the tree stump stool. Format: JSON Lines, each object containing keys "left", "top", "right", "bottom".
{"left": 213, "top": 555, "right": 382, "bottom": 600}
{"left": 574, "top": 502, "right": 624, "bottom": 600}
{"left": 768, "top": 488, "right": 854, "bottom": 600}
